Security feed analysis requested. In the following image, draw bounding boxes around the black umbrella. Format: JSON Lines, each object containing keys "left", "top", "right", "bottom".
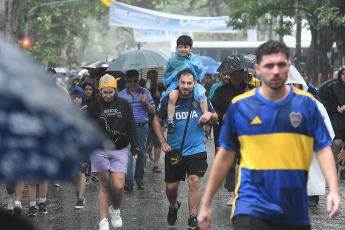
{"left": 0, "top": 38, "right": 105, "bottom": 182}
{"left": 217, "top": 54, "right": 256, "bottom": 74}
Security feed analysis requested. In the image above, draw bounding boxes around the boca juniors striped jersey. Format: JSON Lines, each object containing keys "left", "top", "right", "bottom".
{"left": 219, "top": 85, "right": 332, "bottom": 226}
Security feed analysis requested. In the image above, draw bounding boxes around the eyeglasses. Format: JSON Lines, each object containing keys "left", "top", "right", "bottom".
{"left": 101, "top": 91, "right": 115, "bottom": 97}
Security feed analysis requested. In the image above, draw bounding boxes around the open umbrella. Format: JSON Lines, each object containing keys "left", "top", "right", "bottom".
{"left": 217, "top": 54, "right": 256, "bottom": 74}
{"left": 106, "top": 49, "right": 168, "bottom": 72}
{"left": 197, "top": 56, "right": 218, "bottom": 67}
{"left": 82, "top": 60, "right": 110, "bottom": 71}
{"left": 0, "top": 38, "right": 105, "bottom": 182}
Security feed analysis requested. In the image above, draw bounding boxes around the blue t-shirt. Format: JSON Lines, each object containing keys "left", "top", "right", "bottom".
{"left": 156, "top": 96, "right": 215, "bottom": 156}
{"left": 219, "top": 85, "right": 332, "bottom": 226}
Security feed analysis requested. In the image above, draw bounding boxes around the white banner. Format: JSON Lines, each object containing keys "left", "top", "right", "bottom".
{"left": 109, "top": 2, "right": 236, "bottom": 33}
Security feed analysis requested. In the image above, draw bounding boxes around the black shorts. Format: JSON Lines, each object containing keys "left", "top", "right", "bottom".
{"left": 334, "top": 129, "right": 345, "bottom": 141}
{"left": 233, "top": 215, "right": 311, "bottom": 230}
{"left": 164, "top": 151, "right": 208, "bottom": 183}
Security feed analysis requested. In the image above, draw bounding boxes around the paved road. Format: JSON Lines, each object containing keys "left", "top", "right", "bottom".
{"left": 1, "top": 137, "right": 345, "bottom": 229}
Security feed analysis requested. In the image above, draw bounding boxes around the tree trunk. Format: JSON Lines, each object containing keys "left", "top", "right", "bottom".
{"left": 295, "top": 8, "right": 302, "bottom": 70}
{"left": 0, "top": 0, "right": 24, "bottom": 46}
{"left": 306, "top": 27, "right": 319, "bottom": 86}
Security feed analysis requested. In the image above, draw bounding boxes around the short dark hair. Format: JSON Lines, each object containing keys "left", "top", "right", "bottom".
{"left": 147, "top": 69, "right": 158, "bottom": 77}
{"left": 178, "top": 69, "right": 196, "bottom": 80}
{"left": 125, "top": 69, "right": 139, "bottom": 79}
{"left": 177, "top": 35, "right": 193, "bottom": 47}
{"left": 72, "top": 90, "right": 82, "bottom": 98}
{"left": 204, "top": 73, "right": 212, "bottom": 80}
{"left": 256, "top": 40, "right": 290, "bottom": 64}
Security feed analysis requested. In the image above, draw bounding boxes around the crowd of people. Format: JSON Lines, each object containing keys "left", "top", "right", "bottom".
{"left": 3, "top": 36, "right": 344, "bottom": 230}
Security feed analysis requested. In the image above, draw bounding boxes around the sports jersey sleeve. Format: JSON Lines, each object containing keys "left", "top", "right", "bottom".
{"left": 312, "top": 101, "right": 333, "bottom": 151}
{"left": 156, "top": 96, "right": 168, "bottom": 120}
{"left": 219, "top": 102, "right": 239, "bottom": 151}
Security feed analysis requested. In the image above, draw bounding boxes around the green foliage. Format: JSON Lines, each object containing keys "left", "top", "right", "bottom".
{"left": 21, "top": 0, "right": 108, "bottom": 67}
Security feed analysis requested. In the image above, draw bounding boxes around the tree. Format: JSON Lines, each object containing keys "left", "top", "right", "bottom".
{"left": 0, "top": 0, "right": 25, "bottom": 45}
{"left": 227, "top": 0, "right": 345, "bottom": 85}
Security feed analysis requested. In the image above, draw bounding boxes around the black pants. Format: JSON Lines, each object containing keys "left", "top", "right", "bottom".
{"left": 233, "top": 215, "right": 311, "bottom": 230}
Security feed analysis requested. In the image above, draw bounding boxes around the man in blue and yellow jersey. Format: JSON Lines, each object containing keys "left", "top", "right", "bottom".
{"left": 198, "top": 40, "right": 341, "bottom": 230}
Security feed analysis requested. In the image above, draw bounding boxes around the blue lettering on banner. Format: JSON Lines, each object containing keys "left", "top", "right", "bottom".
{"left": 110, "top": 1, "right": 236, "bottom": 33}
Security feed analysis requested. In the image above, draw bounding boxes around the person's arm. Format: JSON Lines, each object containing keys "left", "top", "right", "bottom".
{"left": 153, "top": 115, "right": 171, "bottom": 153}
{"left": 198, "top": 99, "right": 218, "bottom": 124}
{"left": 198, "top": 147, "right": 236, "bottom": 230}
{"left": 315, "top": 146, "right": 341, "bottom": 219}
{"left": 125, "top": 101, "right": 139, "bottom": 159}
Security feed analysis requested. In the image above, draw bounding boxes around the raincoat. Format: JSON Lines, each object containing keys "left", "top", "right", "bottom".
{"left": 286, "top": 65, "right": 334, "bottom": 196}
{"left": 162, "top": 51, "right": 206, "bottom": 102}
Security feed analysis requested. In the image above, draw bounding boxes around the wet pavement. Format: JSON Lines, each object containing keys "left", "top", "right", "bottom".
{"left": 1, "top": 137, "right": 345, "bottom": 229}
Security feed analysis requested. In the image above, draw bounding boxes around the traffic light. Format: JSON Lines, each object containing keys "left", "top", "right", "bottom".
{"left": 21, "top": 38, "right": 31, "bottom": 47}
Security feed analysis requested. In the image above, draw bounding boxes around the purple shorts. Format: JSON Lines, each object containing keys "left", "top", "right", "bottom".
{"left": 90, "top": 148, "right": 128, "bottom": 174}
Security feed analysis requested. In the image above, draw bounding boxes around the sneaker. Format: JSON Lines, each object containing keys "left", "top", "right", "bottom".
{"left": 7, "top": 198, "right": 14, "bottom": 211}
{"left": 188, "top": 213, "right": 200, "bottom": 230}
{"left": 108, "top": 205, "right": 123, "bottom": 228}
{"left": 86, "top": 177, "right": 92, "bottom": 185}
{"left": 167, "top": 123, "right": 175, "bottom": 134}
{"left": 38, "top": 202, "right": 47, "bottom": 214}
{"left": 153, "top": 166, "right": 162, "bottom": 173}
{"left": 91, "top": 174, "right": 99, "bottom": 182}
{"left": 28, "top": 206, "right": 36, "bottom": 217}
{"left": 99, "top": 218, "right": 109, "bottom": 230}
{"left": 167, "top": 200, "right": 181, "bottom": 226}
{"left": 137, "top": 181, "right": 144, "bottom": 190}
{"left": 13, "top": 200, "right": 22, "bottom": 215}
{"left": 52, "top": 181, "right": 60, "bottom": 187}
{"left": 124, "top": 184, "right": 133, "bottom": 192}
{"left": 75, "top": 197, "right": 85, "bottom": 209}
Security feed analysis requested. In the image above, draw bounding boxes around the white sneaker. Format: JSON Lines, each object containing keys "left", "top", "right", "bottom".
{"left": 7, "top": 198, "right": 14, "bottom": 211}
{"left": 108, "top": 205, "right": 123, "bottom": 228}
{"left": 99, "top": 218, "right": 109, "bottom": 230}
{"left": 13, "top": 200, "right": 22, "bottom": 215}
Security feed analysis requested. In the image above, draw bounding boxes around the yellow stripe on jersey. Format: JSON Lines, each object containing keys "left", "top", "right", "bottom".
{"left": 293, "top": 87, "right": 315, "bottom": 101}
{"left": 231, "top": 165, "right": 243, "bottom": 221}
{"left": 232, "top": 89, "right": 256, "bottom": 104}
{"left": 238, "top": 133, "right": 313, "bottom": 170}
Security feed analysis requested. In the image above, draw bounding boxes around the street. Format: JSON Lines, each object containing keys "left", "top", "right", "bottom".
{"left": 1, "top": 137, "right": 344, "bottom": 230}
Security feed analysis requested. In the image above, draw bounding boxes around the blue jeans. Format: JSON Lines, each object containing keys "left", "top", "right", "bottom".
{"left": 125, "top": 125, "right": 149, "bottom": 185}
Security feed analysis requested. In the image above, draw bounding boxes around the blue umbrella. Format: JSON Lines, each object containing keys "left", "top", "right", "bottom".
{"left": 206, "top": 66, "right": 220, "bottom": 74}
{"left": 197, "top": 56, "right": 218, "bottom": 67}
{"left": 0, "top": 38, "right": 105, "bottom": 182}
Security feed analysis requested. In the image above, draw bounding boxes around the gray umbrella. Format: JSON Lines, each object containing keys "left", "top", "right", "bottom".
{"left": 106, "top": 49, "right": 168, "bottom": 72}
{"left": 217, "top": 54, "right": 256, "bottom": 74}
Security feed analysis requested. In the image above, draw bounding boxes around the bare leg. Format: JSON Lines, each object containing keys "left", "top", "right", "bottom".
{"left": 153, "top": 146, "right": 161, "bottom": 168}
{"left": 15, "top": 181, "right": 25, "bottom": 201}
{"left": 110, "top": 172, "right": 125, "bottom": 210}
{"left": 28, "top": 181, "right": 37, "bottom": 203}
{"left": 39, "top": 180, "right": 48, "bottom": 199}
{"left": 188, "top": 175, "right": 201, "bottom": 215}
{"left": 200, "top": 100, "right": 208, "bottom": 115}
{"left": 97, "top": 171, "right": 111, "bottom": 220}
{"left": 73, "top": 172, "right": 86, "bottom": 199}
{"left": 166, "top": 182, "right": 180, "bottom": 208}
{"left": 168, "top": 90, "right": 179, "bottom": 120}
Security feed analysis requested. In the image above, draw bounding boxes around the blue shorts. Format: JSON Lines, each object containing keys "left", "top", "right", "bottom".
{"left": 90, "top": 148, "right": 128, "bottom": 174}
{"left": 146, "top": 126, "right": 163, "bottom": 148}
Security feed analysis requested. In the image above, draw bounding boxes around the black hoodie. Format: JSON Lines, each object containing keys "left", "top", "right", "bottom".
{"left": 87, "top": 96, "right": 139, "bottom": 153}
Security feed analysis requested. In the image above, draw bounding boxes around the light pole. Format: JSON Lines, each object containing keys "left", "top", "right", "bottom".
{"left": 24, "top": 0, "right": 80, "bottom": 38}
